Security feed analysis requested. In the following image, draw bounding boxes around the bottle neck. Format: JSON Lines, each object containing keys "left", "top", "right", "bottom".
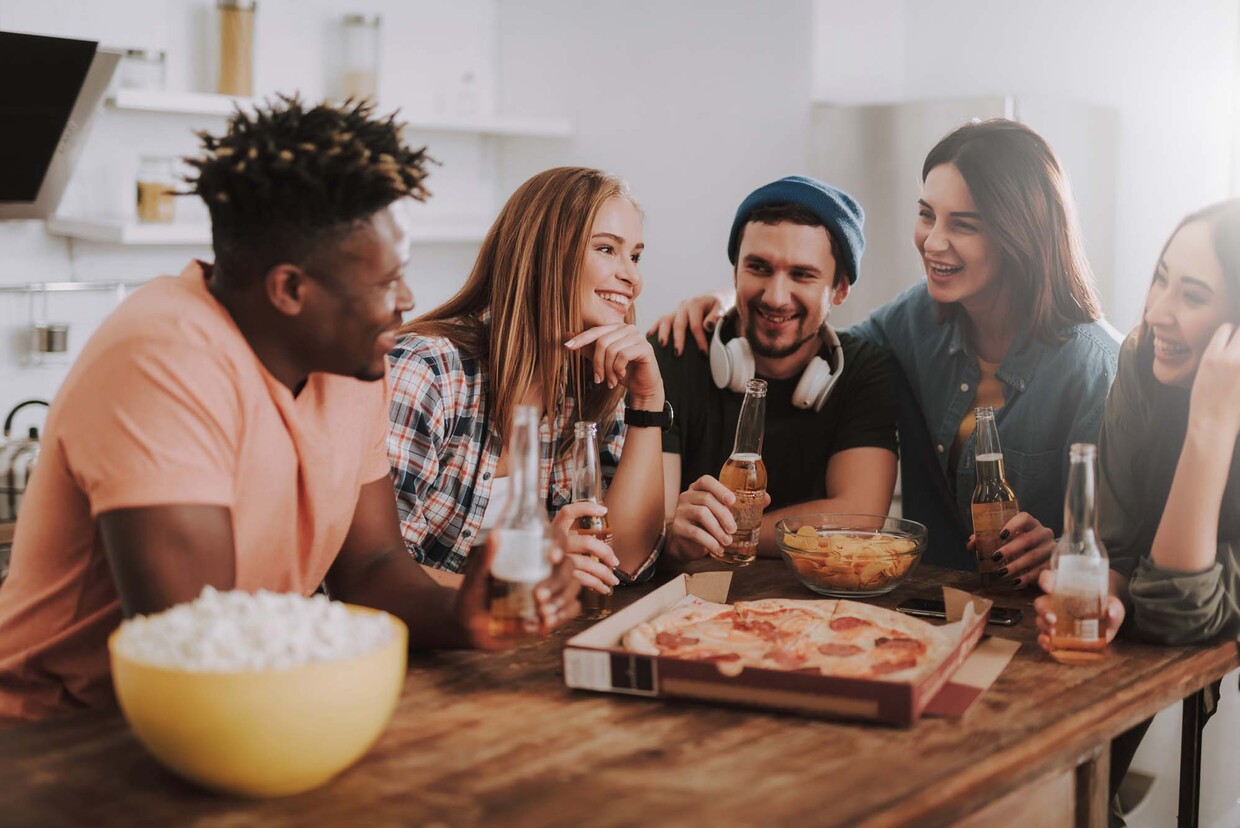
{"left": 505, "top": 410, "right": 545, "bottom": 526}
{"left": 732, "top": 391, "right": 766, "bottom": 456}
{"left": 571, "top": 426, "right": 603, "bottom": 503}
{"left": 1063, "top": 453, "right": 1099, "bottom": 545}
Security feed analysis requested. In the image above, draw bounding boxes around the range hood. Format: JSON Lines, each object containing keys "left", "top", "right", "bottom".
{"left": 0, "top": 31, "right": 119, "bottom": 220}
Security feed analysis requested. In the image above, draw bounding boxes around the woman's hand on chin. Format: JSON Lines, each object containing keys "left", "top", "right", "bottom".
{"left": 565, "top": 324, "right": 665, "bottom": 405}
{"left": 1189, "top": 323, "right": 1240, "bottom": 440}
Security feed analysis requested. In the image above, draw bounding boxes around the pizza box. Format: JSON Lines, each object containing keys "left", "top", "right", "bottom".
{"left": 562, "top": 572, "right": 1016, "bottom": 727}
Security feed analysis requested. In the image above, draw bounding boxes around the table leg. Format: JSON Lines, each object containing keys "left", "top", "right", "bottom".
{"left": 1178, "top": 689, "right": 1207, "bottom": 828}
{"left": 1075, "top": 743, "right": 1110, "bottom": 827}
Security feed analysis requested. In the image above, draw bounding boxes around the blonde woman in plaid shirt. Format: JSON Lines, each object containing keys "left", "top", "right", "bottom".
{"left": 387, "top": 168, "right": 667, "bottom": 596}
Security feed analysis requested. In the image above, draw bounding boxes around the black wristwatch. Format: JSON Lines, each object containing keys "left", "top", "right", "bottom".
{"left": 624, "top": 399, "right": 674, "bottom": 432}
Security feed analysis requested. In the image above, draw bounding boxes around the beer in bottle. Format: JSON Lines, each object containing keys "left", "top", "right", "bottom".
{"left": 1048, "top": 443, "right": 1110, "bottom": 664}
{"left": 571, "top": 420, "right": 614, "bottom": 620}
{"left": 715, "top": 378, "right": 768, "bottom": 565}
{"left": 971, "top": 406, "right": 1019, "bottom": 588}
{"left": 487, "top": 405, "right": 553, "bottom": 640}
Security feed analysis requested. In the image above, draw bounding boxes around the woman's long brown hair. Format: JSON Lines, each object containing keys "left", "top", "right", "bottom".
{"left": 922, "top": 119, "right": 1101, "bottom": 344}
{"left": 400, "top": 167, "right": 637, "bottom": 443}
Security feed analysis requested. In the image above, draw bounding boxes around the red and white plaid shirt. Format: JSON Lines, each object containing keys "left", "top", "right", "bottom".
{"left": 386, "top": 332, "right": 626, "bottom": 574}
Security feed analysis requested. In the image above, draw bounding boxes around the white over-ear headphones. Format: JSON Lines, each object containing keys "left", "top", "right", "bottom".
{"left": 709, "top": 310, "right": 845, "bottom": 412}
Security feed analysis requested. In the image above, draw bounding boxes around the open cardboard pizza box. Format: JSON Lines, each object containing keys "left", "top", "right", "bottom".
{"left": 563, "top": 571, "right": 1019, "bottom": 727}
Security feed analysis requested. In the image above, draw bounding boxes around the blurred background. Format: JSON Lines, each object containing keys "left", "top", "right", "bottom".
{"left": 0, "top": 3, "right": 1236, "bottom": 824}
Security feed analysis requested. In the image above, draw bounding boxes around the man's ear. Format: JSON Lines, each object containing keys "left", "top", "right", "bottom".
{"left": 832, "top": 277, "right": 851, "bottom": 306}
{"left": 265, "top": 264, "right": 310, "bottom": 317}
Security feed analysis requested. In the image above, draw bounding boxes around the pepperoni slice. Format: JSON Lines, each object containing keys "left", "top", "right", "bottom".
{"left": 870, "top": 657, "right": 919, "bottom": 675}
{"left": 736, "top": 618, "right": 779, "bottom": 638}
{"left": 817, "top": 643, "right": 864, "bottom": 657}
{"left": 655, "top": 632, "right": 700, "bottom": 649}
{"left": 763, "top": 649, "right": 809, "bottom": 669}
{"left": 874, "top": 637, "right": 927, "bottom": 655}
{"left": 830, "top": 616, "right": 872, "bottom": 631}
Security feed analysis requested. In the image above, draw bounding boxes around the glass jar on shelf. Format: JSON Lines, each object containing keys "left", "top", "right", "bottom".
{"left": 217, "top": 0, "right": 256, "bottom": 97}
{"left": 340, "top": 14, "right": 381, "bottom": 101}
{"left": 135, "top": 157, "right": 176, "bottom": 224}
{"left": 117, "top": 48, "right": 167, "bottom": 91}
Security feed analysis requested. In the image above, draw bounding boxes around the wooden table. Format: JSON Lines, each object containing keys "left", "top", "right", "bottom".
{"left": 0, "top": 563, "right": 1235, "bottom": 827}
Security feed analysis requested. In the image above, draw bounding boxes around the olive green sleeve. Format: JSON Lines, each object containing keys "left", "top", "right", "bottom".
{"left": 1127, "top": 545, "right": 1240, "bottom": 644}
{"left": 1098, "top": 334, "right": 1148, "bottom": 581}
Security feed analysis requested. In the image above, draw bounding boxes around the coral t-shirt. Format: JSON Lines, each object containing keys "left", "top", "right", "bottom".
{"left": 0, "top": 262, "right": 392, "bottom": 721}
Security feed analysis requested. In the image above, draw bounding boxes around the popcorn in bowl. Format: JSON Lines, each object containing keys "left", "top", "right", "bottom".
{"left": 108, "top": 587, "right": 407, "bottom": 797}
{"left": 113, "top": 586, "right": 396, "bottom": 672}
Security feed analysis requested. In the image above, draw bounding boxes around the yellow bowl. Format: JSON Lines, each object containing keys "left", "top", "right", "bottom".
{"left": 108, "top": 605, "right": 407, "bottom": 798}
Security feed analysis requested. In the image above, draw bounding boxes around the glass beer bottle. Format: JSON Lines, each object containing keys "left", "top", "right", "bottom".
{"left": 487, "top": 405, "right": 553, "bottom": 641}
{"left": 1048, "top": 443, "right": 1110, "bottom": 664}
{"left": 714, "top": 378, "right": 768, "bottom": 565}
{"left": 571, "top": 420, "right": 614, "bottom": 620}
{"left": 971, "top": 406, "right": 1019, "bottom": 589}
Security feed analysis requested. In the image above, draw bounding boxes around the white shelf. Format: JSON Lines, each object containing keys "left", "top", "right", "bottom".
{"left": 47, "top": 216, "right": 490, "bottom": 247}
{"left": 110, "top": 88, "right": 255, "bottom": 117}
{"left": 46, "top": 217, "right": 212, "bottom": 245}
{"left": 108, "top": 89, "right": 574, "bottom": 137}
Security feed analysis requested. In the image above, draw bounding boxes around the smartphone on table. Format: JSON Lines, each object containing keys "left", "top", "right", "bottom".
{"left": 896, "top": 597, "right": 1023, "bottom": 626}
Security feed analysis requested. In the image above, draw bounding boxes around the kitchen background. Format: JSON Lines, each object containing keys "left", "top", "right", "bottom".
{"left": 1, "top": 1, "right": 1237, "bottom": 825}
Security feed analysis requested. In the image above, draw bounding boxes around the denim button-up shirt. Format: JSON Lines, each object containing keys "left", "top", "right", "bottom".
{"left": 849, "top": 283, "right": 1121, "bottom": 570}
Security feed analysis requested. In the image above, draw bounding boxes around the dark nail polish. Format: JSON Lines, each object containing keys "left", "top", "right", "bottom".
{"left": 1006, "top": 578, "right": 1021, "bottom": 589}
{"left": 999, "top": 529, "right": 1010, "bottom": 541}
{"left": 992, "top": 552, "right": 1003, "bottom": 562}
{"left": 996, "top": 567, "right": 1008, "bottom": 578}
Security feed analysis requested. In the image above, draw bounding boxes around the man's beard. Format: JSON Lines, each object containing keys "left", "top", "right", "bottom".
{"left": 743, "top": 308, "right": 816, "bottom": 359}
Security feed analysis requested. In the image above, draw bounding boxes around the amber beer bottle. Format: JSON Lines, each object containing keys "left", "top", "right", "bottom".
{"left": 1048, "top": 443, "right": 1110, "bottom": 664}
{"left": 487, "top": 405, "right": 553, "bottom": 641}
{"left": 970, "top": 407, "right": 1019, "bottom": 588}
{"left": 571, "top": 420, "right": 614, "bottom": 620}
{"left": 715, "top": 378, "right": 768, "bottom": 565}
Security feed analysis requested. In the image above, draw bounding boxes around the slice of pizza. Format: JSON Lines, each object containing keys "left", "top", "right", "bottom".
{"left": 805, "top": 601, "right": 954, "bottom": 682}
{"left": 622, "top": 594, "right": 735, "bottom": 657}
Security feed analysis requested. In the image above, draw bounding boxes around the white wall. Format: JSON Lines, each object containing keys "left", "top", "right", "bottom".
{"left": 492, "top": 0, "right": 815, "bottom": 331}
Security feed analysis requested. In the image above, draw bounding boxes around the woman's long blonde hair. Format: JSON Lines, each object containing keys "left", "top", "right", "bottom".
{"left": 400, "top": 166, "right": 638, "bottom": 442}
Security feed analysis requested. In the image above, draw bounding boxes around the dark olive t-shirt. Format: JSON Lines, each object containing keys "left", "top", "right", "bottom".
{"left": 653, "top": 331, "right": 899, "bottom": 511}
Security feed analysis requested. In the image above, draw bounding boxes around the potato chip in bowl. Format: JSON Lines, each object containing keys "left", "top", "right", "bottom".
{"left": 776, "top": 514, "right": 926, "bottom": 597}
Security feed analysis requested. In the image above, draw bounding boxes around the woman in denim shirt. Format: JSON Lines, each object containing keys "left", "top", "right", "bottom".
{"left": 652, "top": 120, "right": 1121, "bottom": 584}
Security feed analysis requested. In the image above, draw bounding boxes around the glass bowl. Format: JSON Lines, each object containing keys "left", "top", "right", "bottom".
{"left": 774, "top": 513, "right": 927, "bottom": 598}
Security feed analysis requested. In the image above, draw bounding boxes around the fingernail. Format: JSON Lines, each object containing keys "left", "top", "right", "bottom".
{"left": 608, "top": 380, "right": 615, "bottom": 389}
{"left": 1006, "top": 578, "right": 1021, "bottom": 589}
{"left": 991, "top": 552, "right": 1003, "bottom": 562}
{"left": 996, "top": 567, "right": 1008, "bottom": 578}
{"left": 564, "top": 339, "right": 575, "bottom": 348}
{"left": 536, "top": 588, "right": 550, "bottom": 601}
{"left": 999, "top": 529, "right": 1010, "bottom": 541}
{"left": 675, "top": 348, "right": 682, "bottom": 356}
{"left": 594, "top": 373, "right": 602, "bottom": 384}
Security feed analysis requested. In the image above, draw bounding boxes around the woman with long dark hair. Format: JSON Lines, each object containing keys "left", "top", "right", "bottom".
{"left": 1035, "top": 198, "right": 1240, "bottom": 827}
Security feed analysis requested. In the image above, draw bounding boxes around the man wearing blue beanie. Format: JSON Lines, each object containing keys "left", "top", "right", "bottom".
{"left": 651, "top": 175, "right": 899, "bottom": 563}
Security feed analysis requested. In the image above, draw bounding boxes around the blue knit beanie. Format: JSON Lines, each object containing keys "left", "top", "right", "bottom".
{"left": 727, "top": 175, "right": 866, "bottom": 284}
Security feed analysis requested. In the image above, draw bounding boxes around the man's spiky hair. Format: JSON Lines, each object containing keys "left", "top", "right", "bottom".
{"left": 185, "top": 96, "right": 435, "bottom": 287}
